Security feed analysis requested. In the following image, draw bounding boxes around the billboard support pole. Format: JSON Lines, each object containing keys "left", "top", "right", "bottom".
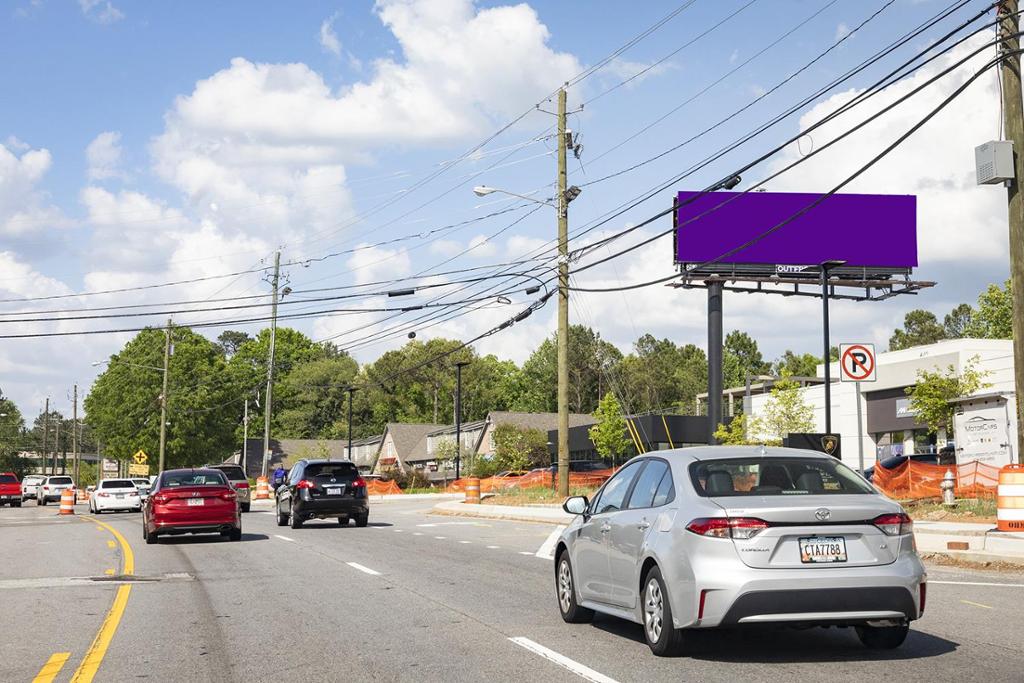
{"left": 707, "top": 281, "right": 723, "bottom": 444}
{"left": 821, "top": 268, "right": 832, "bottom": 434}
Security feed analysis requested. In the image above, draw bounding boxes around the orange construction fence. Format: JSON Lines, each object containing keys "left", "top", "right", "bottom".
{"left": 444, "top": 469, "right": 616, "bottom": 494}
{"left": 366, "top": 479, "right": 403, "bottom": 496}
{"left": 872, "top": 459, "right": 1001, "bottom": 500}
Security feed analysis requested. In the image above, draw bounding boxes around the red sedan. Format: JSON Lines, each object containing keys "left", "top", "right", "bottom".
{"left": 143, "top": 468, "right": 241, "bottom": 544}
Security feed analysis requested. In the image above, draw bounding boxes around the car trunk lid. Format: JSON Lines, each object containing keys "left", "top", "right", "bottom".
{"left": 712, "top": 495, "right": 902, "bottom": 569}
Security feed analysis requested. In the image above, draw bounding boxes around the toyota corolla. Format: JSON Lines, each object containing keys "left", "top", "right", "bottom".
{"left": 554, "top": 446, "right": 926, "bottom": 656}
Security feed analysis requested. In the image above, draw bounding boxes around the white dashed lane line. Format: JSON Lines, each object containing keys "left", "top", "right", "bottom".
{"left": 535, "top": 526, "right": 565, "bottom": 560}
{"left": 347, "top": 562, "right": 381, "bottom": 576}
{"left": 509, "top": 637, "right": 619, "bottom": 683}
{"left": 274, "top": 535, "right": 296, "bottom": 543}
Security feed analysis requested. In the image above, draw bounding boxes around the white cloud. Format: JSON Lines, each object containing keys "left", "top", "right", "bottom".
{"left": 79, "top": 0, "right": 123, "bottom": 24}
{"left": 766, "top": 35, "right": 1006, "bottom": 265}
{"left": 834, "top": 23, "right": 850, "bottom": 42}
{"left": 319, "top": 13, "right": 342, "bottom": 57}
{"left": 0, "top": 140, "right": 68, "bottom": 238}
{"left": 86, "top": 131, "right": 126, "bottom": 181}
{"left": 597, "top": 57, "right": 676, "bottom": 88}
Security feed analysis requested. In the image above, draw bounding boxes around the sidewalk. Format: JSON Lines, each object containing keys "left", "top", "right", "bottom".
{"left": 430, "top": 502, "right": 1024, "bottom": 565}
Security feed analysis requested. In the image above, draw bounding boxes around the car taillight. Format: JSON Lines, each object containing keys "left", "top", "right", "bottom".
{"left": 43, "top": 486, "right": 49, "bottom": 490}
{"left": 919, "top": 583, "right": 927, "bottom": 616}
{"left": 97, "top": 492, "right": 110, "bottom": 498}
{"left": 352, "top": 477, "right": 366, "bottom": 488}
{"left": 685, "top": 517, "right": 769, "bottom": 540}
{"left": 219, "top": 490, "right": 237, "bottom": 501}
{"left": 235, "top": 482, "right": 249, "bottom": 489}
{"left": 152, "top": 494, "right": 170, "bottom": 504}
{"left": 296, "top": 480, "right": 315, "bottom": 489}
{"left": 872, "top": 512, "right": 913, "bottom": 536}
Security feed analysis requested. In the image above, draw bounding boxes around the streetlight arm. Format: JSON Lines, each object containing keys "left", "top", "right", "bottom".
{"left": 473, "top": 186, "right": 555, "bottom": 207}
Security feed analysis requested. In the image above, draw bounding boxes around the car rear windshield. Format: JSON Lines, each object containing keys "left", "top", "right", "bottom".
{"left": 160, "top": 471, "right": 227, "bottom": 487}
{"left": 49, "top": 477, "right": 73, "bottom": 485}
{"left": 132, "top": 479, "right": 151, "bottom": 486}
{"left": 689, "top": 457, "right": 874, "bottom": 497}
{"left": 101, "top": 480, "right": 134, "bottom": 489}
{"left": 212, "top": 466, "right": 246, "bottom": 481}
{"left": 305, "top": 462, "right": 358, "bottom": 480}
{"left": 0, "top": 474, "right": 17, "bottom": 483}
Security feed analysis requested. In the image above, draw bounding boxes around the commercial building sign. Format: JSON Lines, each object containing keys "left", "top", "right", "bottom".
{"left": 895, "top": 398, "right": 919, "bottom": 418}
{"left": 953, "top": 402, "right": 1013, "bottom": 468}
{"left": 674, "top": 191, "right": 917, "bottom": 274}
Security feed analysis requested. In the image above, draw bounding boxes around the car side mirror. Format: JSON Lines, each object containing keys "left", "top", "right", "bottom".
{"left": 562, "top": 496, "right": 589, "bottom": 516}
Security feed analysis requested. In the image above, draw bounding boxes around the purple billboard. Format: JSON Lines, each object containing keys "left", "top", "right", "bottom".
{"left": 674, "top": 191, "right": 917, "bottom": 272}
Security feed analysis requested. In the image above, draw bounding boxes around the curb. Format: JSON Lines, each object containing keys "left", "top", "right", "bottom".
{"left": 920, "top": 550, "right": 1024, "bottom": 568}
{"left": 432, "top": 500, "right": 572, "bottom": 525}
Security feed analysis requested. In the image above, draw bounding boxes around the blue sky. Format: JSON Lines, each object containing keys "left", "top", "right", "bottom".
{"left": 0, "top": 0, "right": 1010, "bottom": 415}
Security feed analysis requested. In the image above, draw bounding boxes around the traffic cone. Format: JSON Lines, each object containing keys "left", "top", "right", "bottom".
{"left": 254, "top": 476, "right": 270, "bottom": 500}
{"left": 59, "top": 488, "right": 76, "bottom": 515}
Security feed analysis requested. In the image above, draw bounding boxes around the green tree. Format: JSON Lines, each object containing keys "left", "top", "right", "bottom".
{"left": 966, "top": 279, "right": 1012, "bottom": 339}
{"left": 758, "top": 374, "right": 814, "bottom": 445}
{"left": 588, "top": 392, "right": 632, "bottom": 463}
{"left": 889, "top": 309, "right": 946, "bottom": 350}
{"left": 905, "top": 356, "right": 990, "bottom": 435}
{"left": 492, "top": 423, "right": 549, "bottom": 472}
{"left": 0, "top": 391, "right": 28, "bottom": 476}
{"left": 773, "top": 350, "right": 821, "bottom": 378}
{"left": 217, "top": 330, "right": 251, "bottom": 358}
{"left": 714, "top": 414, "right": 757, "bottom": 446}
{"left": 724, "top": 331, "right": 771, "bottom": 388}
{"left": 86, "top": 325, "right": 239, "bottom": 468}
{"left": 517, "top": 325, "right": 623, "bottom": 414}
{"left": 276, "top": 355, "right": 358, "bottom": 439}
{"left": 943, "top": 303, "right": 974, "bottom": 338}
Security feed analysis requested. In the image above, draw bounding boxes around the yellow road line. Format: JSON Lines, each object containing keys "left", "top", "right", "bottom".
{"left": 106, "top": 540, "right": 115, "bottom": 549}
{"left": 961, "top": 599, "right": 993, "bottom": 610}
{"left": 70, "top": 516, "right": 135, "bottom": 683}
{"left": 32, "top": 652, "right": 70, "bottom": 683}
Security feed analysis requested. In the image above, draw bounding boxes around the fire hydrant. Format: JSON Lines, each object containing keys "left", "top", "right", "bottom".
{"left": 940, "top": 469, "right": 956, "bottom": 506}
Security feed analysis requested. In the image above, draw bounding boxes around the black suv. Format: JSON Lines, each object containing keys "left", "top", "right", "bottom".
{"left": 276, "top": 459, "right": 368, "bottom": 529}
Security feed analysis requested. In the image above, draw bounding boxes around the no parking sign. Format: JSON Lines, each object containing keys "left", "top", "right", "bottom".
{"left": 839, "top": 343, "right": 876, "bottom": 382}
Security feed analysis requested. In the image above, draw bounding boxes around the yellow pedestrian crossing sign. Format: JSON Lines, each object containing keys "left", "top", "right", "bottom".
{"left": 133, "top": 450, "right": 148, "bottom": 465}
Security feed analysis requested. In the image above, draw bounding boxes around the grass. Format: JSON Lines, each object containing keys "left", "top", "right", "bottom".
{"left": 904, "top": 496, "right": 998, "bottom": 524}
{"left": 483, "top": 485, "right": 599, "bottom": 507}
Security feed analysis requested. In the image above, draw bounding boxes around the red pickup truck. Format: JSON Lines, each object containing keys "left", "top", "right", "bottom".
{"left": 0, "top": 472, "right": 21, "bottom": 507}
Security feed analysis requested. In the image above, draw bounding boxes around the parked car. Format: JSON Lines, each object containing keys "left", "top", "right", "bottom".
{"left": 143, "top": 468, "right": 241, "bottom": 544}
{"left": 35, "top": 475, "right": 74, "bottom": 505}
{"left": 276, "top": 459, "right": 368, "bottom": 529}
{"left": 0, "top": 472, "right": 21, "bottom": 507}
{"left": 21, "top": 474, "right": 44, "bottom": 502}
{"left": 131, "top": 478, "right": 152, "bottom": 501}
{"left": 554, "top": 446, "right": 926, "bottom": 656}
{"left": 205, "top": 464, "right": 251, "bottom": 512}
{"left": 90, "top": 479, "right": 142, "bottom": 514}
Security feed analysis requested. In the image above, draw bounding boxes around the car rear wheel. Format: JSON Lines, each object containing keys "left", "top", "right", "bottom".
{"left": 12, "top": 500, "right": 20, "bottom": 508}
{"left": 276, "top": 504, "right": 288, "bottom": 527}
{"left": 856, "top": 623, "right": 909, "bottom": 649}
{"left": 643, "top": 566, "right": 686, "bottom": 657}
{"left": 355, "top": 513, "right": 368, "bottom": 528}
{"left": 144, "top": 526, "right": 158, "bottom": 545}
{"left": 555, "top": 553, "right": 594, "bottom": 624}
{"left": 229, "top": 527, "right": 242, "bottom": 541}
{"left": 337, "top": 516, "right": 349, "bottom": 526}
{"left": 289, "top": 503, "right": 303, "bottom": 529}
{"left": 241, "top": 502, "right": 250, "bottom": 513}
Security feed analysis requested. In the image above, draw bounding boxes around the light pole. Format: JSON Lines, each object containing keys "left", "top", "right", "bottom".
{"left": 819, "top": 260, "right": 846, "bottom": 435}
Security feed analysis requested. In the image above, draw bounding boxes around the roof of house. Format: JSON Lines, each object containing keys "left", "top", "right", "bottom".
{"left": 426, "top": 420, "right": 487, "bottom": 438}
{"left": 383, "top": 423, "right": 445, "bottom": 463}
{"left": 235, "top": 438, "right": 354, "bottom": 476}
{"left": 487, "top": 411, "right": 596, "bottom": 432}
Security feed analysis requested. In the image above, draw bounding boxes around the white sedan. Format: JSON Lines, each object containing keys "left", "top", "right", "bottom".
{"left": 89, "top": 478, "right": 142, "bottom": 513}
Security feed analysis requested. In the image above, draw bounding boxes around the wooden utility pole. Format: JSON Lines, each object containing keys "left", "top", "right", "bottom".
{"left": 72, "top": 384, "right": 79, "bottom": 484}
{"left": 242, "top": 398, "right": 249, "bottom": 476}
{"left": 262, "top": 251, "right": 281, "bottom": 478}
{"left": 158, "top": 318, "right": 171, "bottom": 473}
{"left": 52, "top": 419, "right": 60, "bottom": 475}
{"left": 999, "top": 0, "right": 1024, "bottom": 463}
{"left": 557, "top": 86, "right": 571, "bottom": 496}
{"left": 41, "top": 397, "right": 49, "bottom": 475}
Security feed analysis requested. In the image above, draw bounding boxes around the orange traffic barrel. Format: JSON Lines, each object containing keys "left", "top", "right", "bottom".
{"left": 254, "top": 476, "right": 270, "bottom": 500}
{"left": 464, "top": 477, "right": 481, "bottom": 505}
{"left": 997, "top": 464, "right": 1024, "bottom": 532}
{"left": 59, "top": 488, "right": 76, "bottom": 515}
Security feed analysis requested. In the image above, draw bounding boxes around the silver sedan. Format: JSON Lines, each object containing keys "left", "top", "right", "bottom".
{"left": 555, "top": 446, "right": 926, "bottom": 656}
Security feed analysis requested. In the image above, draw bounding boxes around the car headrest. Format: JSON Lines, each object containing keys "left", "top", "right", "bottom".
{"left": 795, "top": 470, "right": 824, "bottom": 494}
{"left": 705, "top": 470, "right": 735, "bottom": 496}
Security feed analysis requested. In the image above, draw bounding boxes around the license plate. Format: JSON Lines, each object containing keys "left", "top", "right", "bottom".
{"left": 187, "top": 498, "right": 205, "bottom": 507}
{"left": 799, "top": 536, "right": 847, "bottom": 563}
{"left": 116, "top": 494, "right": 124, "bottom": 499}
{"left": 326, "top": 487, "right": 341, "bottom": 496}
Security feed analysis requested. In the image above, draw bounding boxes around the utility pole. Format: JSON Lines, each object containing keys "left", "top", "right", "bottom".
{"left": 262, "top": 251, "right": 281, "bottom": 478}
{"left": 72, "top": 384, "right": 79, "bottom": 484}
{"left": 242, "top": 398, "right": 249, "bottom": 476}
{"left": 346, "top": 387, "right": 355, "bottom": 461}
{"left": 52, "top": 419, "right": 60, "bottom": 475}
{"left": 158, "top": 318, "right": 171, "bottom": 473}
{"left": 556, "top": 86, "right": 571, "bottom": 496}
{"left": 999, "top": 0, "right": 1024, "bottom": 463}
{"left": 41, "top": 398, "right": 49, "bottom": 475}
{"left": 455, "top": 362, "right": 469, "bottom": 479}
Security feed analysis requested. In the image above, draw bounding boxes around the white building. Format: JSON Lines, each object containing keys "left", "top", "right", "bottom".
{"left": 747, "top": 338, "right": 1018, "bottom": 471}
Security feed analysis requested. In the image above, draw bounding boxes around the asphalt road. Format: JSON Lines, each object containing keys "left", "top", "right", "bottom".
{"left": 3, "top": 499, "right": 1024, "bottom": 683}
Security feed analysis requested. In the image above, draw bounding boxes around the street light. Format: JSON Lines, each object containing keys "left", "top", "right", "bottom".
{"left": 472, "top": 185, "right": 573, "bottom": 208}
